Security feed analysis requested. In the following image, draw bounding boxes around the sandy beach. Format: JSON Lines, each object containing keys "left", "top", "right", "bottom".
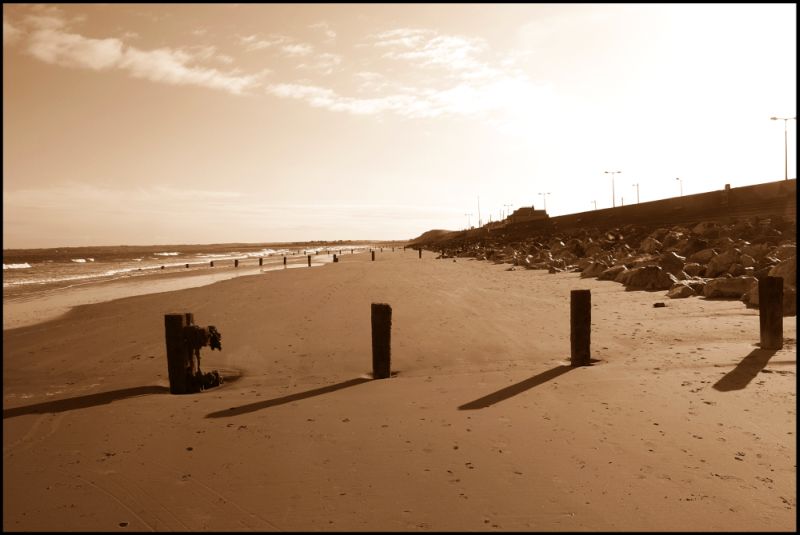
{"left": 3, "top": 248, "right": 796, "bottom": 531}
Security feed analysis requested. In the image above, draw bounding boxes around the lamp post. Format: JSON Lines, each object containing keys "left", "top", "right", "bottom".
{"left": 538, "top": 192, "right": 551, "bottom": 212}
{"left": 503, "top": 203, "right": 513, "bottom": 219}
{"left": 675, "top": 177, "right": 683, "bottom": 196}
{"left": 592, "top": 200, "right": 597, "bottom": 210}
{"left": 632, "top": 183, "right": 640, "bottom": 203}
{"left": 604, "top": 171, "right": 621, "bottom": 207}
{"left": 464, "top": 212, "right": 473, "bottom": 229}
{"left": 770, "top": 116, "right": 796, "bottom": 180}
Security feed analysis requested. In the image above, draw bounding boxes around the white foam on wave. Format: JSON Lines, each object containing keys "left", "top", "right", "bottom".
{"left": 3, "top": 263, "right": 32, "bottom": 270}
{"left": 154, "top": 252, "right": 179, "bottom": 256}
{"left": 71, "top": 258, "right": 87, "bottom": 263}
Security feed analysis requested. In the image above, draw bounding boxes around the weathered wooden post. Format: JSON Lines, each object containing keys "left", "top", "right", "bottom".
{"left": 210, "top": 261, "right": 214, "bottom": 267}
{"left": 185, "top": 263, "right": 189, "bottom": 268}
{"left": 283, "top": 256, "right": 287, "bottom": 266}
{"left": 259, "top": 257, "right": 263, "bottom": 266}
{"left": 570, "top": 289, "right": 591, "bottom": 366}
{"left": 164, "top": 313, "right": 193, "bottom": 394}
{"left": 372, "top": 250, "right": 375, "bottom": 261}
{"left": 351, "top": 249, "right": 354, "bottom": 254}
{"left": 380, "top": 247, "right": 383, "bottom": 252}
{"left": 333, "top": 254, "right": 338, "bottom": 263}
{"left": 759, "top": 276, "right": 783, "bottom": 350}
{"left": 418, "top": 248, "right": 422, "bottom": 259}
{"left": 234, "top": 259, "right": 239, "bottom": 268}
{"left": 307, "top": 255, "right": 311, "bottom": 267}
{"left": 161, "top": 265, "right": 165, "bottom": 270}
{"left": 371, "top": 303, "right": 392, "bottom": 379}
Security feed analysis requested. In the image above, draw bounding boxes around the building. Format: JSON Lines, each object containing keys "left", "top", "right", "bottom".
{"left": 507, "top": 205, "right": 548, "bottom": 224}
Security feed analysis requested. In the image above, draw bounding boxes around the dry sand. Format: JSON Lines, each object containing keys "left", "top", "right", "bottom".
{"left": 3, "top": 249, "right": 796, "bottom": 531}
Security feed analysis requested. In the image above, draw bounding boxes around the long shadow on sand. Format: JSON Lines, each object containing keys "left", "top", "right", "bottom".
{"left": 205, "top": 377, "right": 372, "bottom": 418}
{"left": 3, "top": 385, "right": 170, "bottom": 419}
{"left": 713, "top": 347, "right": 778, "bottom": 392}
{"left": 458, "top": 363, "right": 589, "bottom": 410}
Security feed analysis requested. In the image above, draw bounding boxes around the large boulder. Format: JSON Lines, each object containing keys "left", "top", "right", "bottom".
{"left": 683, "top": 262, "right": 705, "bottom": 277}
{"left": 688, "top": 248, "right": 717, "bottom": 265}
{"left": 667, "top": 282, "right": 695, "bottom": 299}
{"left": 692, "top": 221, "right": 721, "bottom": 238}
{"left": 742, "top": 242, "right": 773, "bottom": 260}
{"left": 600, "top": 265, "right": 628, "bottom": 281}
{"left": 639, "top": 237, "right": 662, "bottom": 254}
{"left": 580, "top": 261, "right": 610, "bottom": 279}
{"left": 703, "top": 276, "right": 757, "bottom": 299}
{"left": 680, "top": 237, "right": 711, "bottom": 258}
{"left": 705, "top": 248, "right": 741, "bottom": 278}
{"left": 767, "top": 255, "right": 797, "bottom": 288}
{"left": 773, "top": 244, "right": 797, "bottom": 261}
{"left": 622, "top": 265, "right": 677, "bottom": 291}
{"left": 658, "top": 251, "right": 687, "bottom": 278}
{"left": 740, "top": 253, "right": 757, "bottom": 268}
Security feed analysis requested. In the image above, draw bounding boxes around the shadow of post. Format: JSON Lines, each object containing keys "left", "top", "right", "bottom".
{"left": 3, "top": 385, "right": 170, "bottom": 419}
{"left": 205, "top": 377, "right": 371, "bottom": 418}
{"left": 458, "top": 364, "right": 577, "bottom": 410}
{"left": 713, "top": 348, "right": 778, "bottom": 392}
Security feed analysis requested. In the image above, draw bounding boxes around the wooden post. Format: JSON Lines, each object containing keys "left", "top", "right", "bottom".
{"left": 351, "top": 249, "right": 354, "bottom": 254}
{"left": 259, "top": 257, "right": 263, "bottom": 266}
{"left": 235, "top": 259, "right": 239, "bottom": 268}
{"left": 759, "top": 276, "right": 783, "bottom": 350}
{"left": 161, "top": 265, "right": 165, "bottom": 270}
{"left": 570, "top": 289, "right": 591, "bottom": 366}
{"left": 185, "top": 263, "right": 189, "bottom": 268}
{"left": 308, "top": 255, "right": 311, "bottom": 267}
{"left": 333, "top": 254, "right": 338, "bottom": 263}
{"left": 210, "top": 261, "right": 214, "bottom": 267}
{"left": 372, "top": 250, "right": 375, "bottom": 261}
{"left": 164, "top": 313, "right": 192, "bottom": 394}
{"left": 283, "top": 256, "right": 287, "bottom": 266}
{"left": 418, "top": 248, "right": 422, "bottom": 259}
{"left": 371, "top": 303, "right": 392, "bottom": 379}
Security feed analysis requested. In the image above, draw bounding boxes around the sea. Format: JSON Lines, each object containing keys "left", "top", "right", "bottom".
{"left": 3, "top": 242, "right": 377, "bottom": 329}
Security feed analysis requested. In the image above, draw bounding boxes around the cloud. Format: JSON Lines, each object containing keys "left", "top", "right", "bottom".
{"left": 297, "top": 52, "right": 342, "bottom": 75}
{"left": 239, "top": 33, "right": 290, "bottom": 52}
{"left": 370, "top": 28, "right": 499, "bottom": 81}
{"left": 281, "top": 43, "right": 313, "bottom": 57}
{"left": 28, "top": 29, "right": 124, "bottom": 70}
{"left": 3, "top": 18, "right": 24, "bottom": 45}
{"left": 19, "top": 14, "right": 262, "bottom": 95}
{"left": 309, "top": 21, "right": 336, "bottom": 41}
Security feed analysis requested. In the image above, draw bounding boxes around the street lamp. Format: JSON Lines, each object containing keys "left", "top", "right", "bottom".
{"left": 538, "top": 192, "right": 551, "bottom": 212}
{"left": 770, "top": 116, "right": 796, "bottom": 180}
{"left": 632, "top": 183, "right": 640, "bottom": 203}
{"left": 464, "top": 212, "right": 472, "bottom": 229}
{"left": 604, "top": 171, "right": 621, "bottom": 207}
{"left": 503, "top": 203, "right": 513, "bottom": 219}
{"left": 676, "top": 177, "right": 683, "bottom": 196}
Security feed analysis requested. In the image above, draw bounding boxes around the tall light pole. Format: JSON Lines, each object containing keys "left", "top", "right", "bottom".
{"left": 632, "top": 183, "right": 640, "bottom": 203}
{"left": 676, "top": 177, "right": 683, "bottom": 196}
{"left": 503, "top": 203, "right": 513, "bottom": 219}
{"left": 604, "top": 171, "right": 621, "bottom": 207}
{"left": 464, "top": 212, "right": 472, "bottom": 229}
{"left": 592, "top": 200, "right": 597, "bottom": 210}
{"left": 538, "top": 192, "right": 551, "bottom": 212}
{"left": 770, "top": 116, "right": 796, "bottom": 180}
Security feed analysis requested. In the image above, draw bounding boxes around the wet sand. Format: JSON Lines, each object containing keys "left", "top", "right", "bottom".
{"left": 3, "top": 248, "right": 796, "bottom": 531}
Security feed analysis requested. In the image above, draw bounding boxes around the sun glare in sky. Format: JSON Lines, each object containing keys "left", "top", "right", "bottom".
{"left": 3, "top": 3, "right": 796, "bottom": 248}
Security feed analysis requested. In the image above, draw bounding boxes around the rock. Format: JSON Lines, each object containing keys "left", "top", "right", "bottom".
{"left": 692, "top": 221, "right": 721, "bottom": 238}
{"left": 658, "top": 251, "right": 686, "bottom": 277}
{"left": 774, "top": 244, "right": 797, "bottom": 261}
{"left": 680, "top": 237, "right": 710, "bottom": 258}
{"left": 767, "top": 255, "right": 796, "bottom": 288}
{"left": 667, "top": 281, "right": 696, "bottom": 299}
{"left": 683, "top": 262, "right": 705, "bottom": 277}
{"left": 742, "top": 242, "right": 772, "bottom": 260}
{"left": 580, "top": 261, "right": 610, "bottom": 279}
{"left": 740, "top": 253, "right": 757, "bottom": 268}
{"left": 661, "top": 231, "right": 684, "bottom": 248}
{"left": 653, "top": 302, "right": 666, "bottom": 307}
{"left": 687, "top": 248, "right": 717, "bottom": 264}
{"left": 622, "top": 265, "right": 677, "bottom": 291}
{"left": 727, "top": 263, "right": 745, "bottom": 277}
{"left": 742, "top": 284, "right": 797, "bottom": 316}
{"left": 703, "top": 276, "right": 757, "bottom": 299}
{"left": 600, "top": 265, "right": 628, "bottom": 281}
{"left": 639, "top": 237, "right": 662, "bottom": 254}
{"left": 704, "top": 248, "right": 741, "bottom": 278}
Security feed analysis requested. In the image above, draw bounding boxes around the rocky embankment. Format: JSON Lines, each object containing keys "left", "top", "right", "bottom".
{"left": 422, "top": 217, "right": 796, "bottom": 315}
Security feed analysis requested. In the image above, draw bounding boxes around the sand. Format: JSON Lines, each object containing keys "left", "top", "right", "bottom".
{"left": 3, "top": 249, "right": 796, "bottom": 531}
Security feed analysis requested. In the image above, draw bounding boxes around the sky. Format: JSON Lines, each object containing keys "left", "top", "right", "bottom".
{"left": 2, "top": 3, "right": 797, "bottom": 248}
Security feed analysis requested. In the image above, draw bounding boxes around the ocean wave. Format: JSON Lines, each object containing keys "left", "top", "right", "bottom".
{"left": 71, "top": 258, "right": 87, "bottom": 263}
{"left": 154, "top": 252, "right": 179, "bottom": 256}
{"left": 3, "top": 263, "right": 32, "bottom": 270}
